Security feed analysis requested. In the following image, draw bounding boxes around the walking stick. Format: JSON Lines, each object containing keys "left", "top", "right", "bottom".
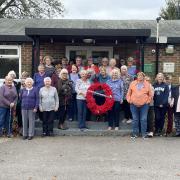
{"left": 87, "top": 90, "right": 112, "bottom": 99}
{"left": 8, "top": 108, "right": 12, "bottom": 136}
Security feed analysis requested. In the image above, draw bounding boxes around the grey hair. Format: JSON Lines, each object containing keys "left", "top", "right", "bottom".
{"left": 25, "top": 77, "right": 34, "bottom": 84}
{"left": 44, "top": 77, "right": 51, "bottom": 82}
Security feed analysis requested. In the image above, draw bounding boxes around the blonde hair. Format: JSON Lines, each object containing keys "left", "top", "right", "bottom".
{"left": 111, "top": 68, "right": 120, "bottom": 78}
{"left": 43, "top": 55, "right": 53, "bottom": 63}
{"left": 120, "top": 65, "right": 128, "bottom": 71}
{"left": 59, "top": 68, "right": 68, "bottom": 78}
{"left": 109, "top": 58, "right": 116, "bottom": 66}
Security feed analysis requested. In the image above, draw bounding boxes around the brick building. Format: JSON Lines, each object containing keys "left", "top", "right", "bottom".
{"left": 0, "top": 19, "right": 180, "bottom": 83}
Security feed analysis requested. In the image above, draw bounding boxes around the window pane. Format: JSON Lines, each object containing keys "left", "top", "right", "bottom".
{"left": 69, "top": 50, "right": 87, "bottom": 62}
{"left": 0, "top": 49, "right": 18, "bottom": 55}
{"left": 0, "top": 58, "right": 19, "bottom": 78}
{"left": 92, "top": 51, "right": 109, "bottom": 65}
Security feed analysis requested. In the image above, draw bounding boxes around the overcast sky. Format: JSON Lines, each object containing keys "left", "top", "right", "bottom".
{"left": 61, "top": 0, "right": 166, "bottom": 19}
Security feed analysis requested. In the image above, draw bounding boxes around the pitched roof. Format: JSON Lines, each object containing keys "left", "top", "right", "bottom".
{"left": 0, "top": 19, "right": 180, "bottom": 42}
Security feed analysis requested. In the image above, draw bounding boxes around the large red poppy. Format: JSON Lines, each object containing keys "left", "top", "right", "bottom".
{"left": 86, "top": 83, "right": 114, "bottom": 115}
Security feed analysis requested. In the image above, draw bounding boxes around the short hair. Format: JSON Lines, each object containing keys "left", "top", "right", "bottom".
{"left": 120, "top": 65, "right": 128, "bottom": 71}
{"left": 43, "top": 55, "right": 53, "bottom": 63}
{"left": 109, "top": 58, "right": 116, "bottom": 65}
{"left": 25, "top": 77, "right": 34, "bottom": 84}
{"left": 59, "top": 68, "right": 68, "bottom": 78}
{"left": 44, "top": 77, "right": 51, "bottom": 82}
{"left": 127, "top": 57, "right": 134, "bottom": 62}
{"left": 5, "top": 75, "right": 13, "bottom": 81}
{"left": 110, "top": 68, "right": 120, "bottom": 78}
{"left": 38, "top": 64, "right": 45, "bottom": 69}
{"left": 99, "top": 66, "right": 107, "bottom": 72}
{"left": 21, "top": 71, "right": 29, "bottom": 78}
{"left": 165, "top": 74, "right": 172, "bottom": 80}
{"left": 8, "top": 70, "right": 16, "bottom": 78}
{"left": 79, "top": 70, "right": 87, "bottom": 76}
{"left": 137, "top": 72, "right": 146, "bottom": 77}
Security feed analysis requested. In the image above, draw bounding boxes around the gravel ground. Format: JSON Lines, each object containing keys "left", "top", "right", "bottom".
{"left": 0, "top": 136, "right": 179, "bottom": 180}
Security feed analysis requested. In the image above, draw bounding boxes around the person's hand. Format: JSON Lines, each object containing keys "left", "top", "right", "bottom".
{"left": 33, "top": 109, "right": 37, "bottom": 113}
{"left": 159, "top": 105, "right": 163, "bottom": 107}
{"left": 120, "top": 100, "right": 123, "bottom": 104}
{"left": 39, "top": 108, "right": 43, "bottom": 112}
{"left": 10, "top": 103, "right": 15, "bottom": 108}
{"left": 170, "top": 103, "right": 174, "bottom": 108}
{"left": 54, "top": 108, "right": 58, "bottom": 112}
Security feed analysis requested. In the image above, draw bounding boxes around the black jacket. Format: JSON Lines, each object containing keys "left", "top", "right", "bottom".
{"left": 153, "top": 82, "right": 169, "bottom": 107}
{"left": 171, "top": 85, "right": 180, "bottom": 112}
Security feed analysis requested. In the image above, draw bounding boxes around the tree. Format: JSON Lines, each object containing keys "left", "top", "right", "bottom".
{"left": 0, "top": 0, "right": 64, "bottom": 18}
{"left": 160, "top": 0, "right": 180, "bottom": 19}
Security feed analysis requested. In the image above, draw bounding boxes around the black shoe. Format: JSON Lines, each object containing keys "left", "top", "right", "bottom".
{"left": 22, "top": 136, "right": 28, "bottom": 140}
{"left": 28, "top": 136, "right": 33, "bottom": 140}
{"left": 49, "top": 132, "right": 54, "bottom": 137}
{"left": 41, "top": 133, "right": 46, "bottom": 137}
{"left": 175, "top": 134, "right": 180, "bottom": 137}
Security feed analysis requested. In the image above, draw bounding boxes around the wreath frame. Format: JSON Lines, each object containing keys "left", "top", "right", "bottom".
{"left": 86, "top": 83, "right": 114, "bottom": 115}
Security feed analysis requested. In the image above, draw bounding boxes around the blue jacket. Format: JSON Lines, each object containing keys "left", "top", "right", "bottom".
{"left": 20, "top": 87, "right": 39, "bottom": 110}
{"left": 107, "top": 78, "right": 124, "bottom": 102}
{"left": 153, "top": 82, "right": 169, "bottom": 106}
{"left": 33, "top": 73, "right": 47, "bottom": 91}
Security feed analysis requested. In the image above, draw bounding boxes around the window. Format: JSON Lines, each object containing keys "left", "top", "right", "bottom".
{"left": 66, "top": 46, "right": 113, "bottom": 65}
{"left": 0, "top": 45, "right": 21, "bottom": 80}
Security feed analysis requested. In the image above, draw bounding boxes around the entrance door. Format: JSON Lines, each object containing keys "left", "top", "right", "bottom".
{"left": 66, "top": 46, "right": 113, "bottom": 65}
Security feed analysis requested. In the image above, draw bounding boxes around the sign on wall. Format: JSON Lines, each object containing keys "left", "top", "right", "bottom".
{"left": 163, "top": 62, "right": 175, "bottom": 73}
{"left": 144, "top": 63, "right": 154, "bottom": 73}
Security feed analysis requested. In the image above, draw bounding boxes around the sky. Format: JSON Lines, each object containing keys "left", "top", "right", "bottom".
{"left": 61, "top": 0, "right": 166, "bottom": 20}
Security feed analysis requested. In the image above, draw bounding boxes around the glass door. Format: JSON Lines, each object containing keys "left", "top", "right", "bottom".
{"left": 66, "top": 46, "right": 113, "bottom": 65}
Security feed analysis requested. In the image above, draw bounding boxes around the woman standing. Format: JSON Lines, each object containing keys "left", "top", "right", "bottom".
{"left": 39, "top": 77, "right": 59, "bottom": 136}
{"left": 0, "top": 76, "right": 17, "bottom": 137}
{"left": 68, "top": 65, "right": 79, "bottom": 121}
{"left": 75, "top": 70, "right": 91, "bottom": 130}
{"left": 127, "top": 72, "right": 152, "bottom": 139}
{"left": 153, "top": 73, "right": 169, "bottom": 136}
{"left": 44, "top": 55, "right": 55, "bottom": 77}
{"left": 57, "top": 69, "right": 73, "bottom": 129}
{"left": 20, "top": 78, "right": 39, "bottom": 140}
{"left": 170, "top": 77, "right": 180, "bottom": 136}
{"left": 107, "top": 68, "right": 124, "bottom": 130}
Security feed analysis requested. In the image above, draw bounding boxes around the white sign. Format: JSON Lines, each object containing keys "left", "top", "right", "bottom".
{"left": 163, "top": 62, "right": 175, "bottom": 73}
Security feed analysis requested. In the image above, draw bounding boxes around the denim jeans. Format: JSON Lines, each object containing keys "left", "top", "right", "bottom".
{"left": 0, "top": 107, "right": 12, "bottom": 135}
{"left": 130, "top": 104, "right": 149, "bottom": 137}
{"left": 77, "top": 99, "right": 87, "bottom": 128}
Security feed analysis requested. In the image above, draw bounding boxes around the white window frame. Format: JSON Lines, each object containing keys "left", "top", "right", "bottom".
{"left": 65, "top": 46, "right": 113, "bottom": 60}
{"left": 0, "top": 45, "right": 21, "bottom": 81}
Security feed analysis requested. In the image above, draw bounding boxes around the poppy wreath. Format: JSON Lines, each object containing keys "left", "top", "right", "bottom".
{"left": 86, "top": 83, "right": 114, "bottom": 115}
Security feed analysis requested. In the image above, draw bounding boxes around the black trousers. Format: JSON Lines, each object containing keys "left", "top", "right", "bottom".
{"left": 42, "top": 111, "right": 54, "bottom": 134}
{"left": 154, "top": 106, "right": 167, "bottom": 133}
{"left": 122, "top": 100, "right": 132, "bottom": 119}
{"left": 147, "top": 106, "right": 154, "bottom": 132}
{"left": 108, "top": 101, "right": 121, "bottom": 127}
{"left": 58, "top": 105, "right": 68, "bottom": 125}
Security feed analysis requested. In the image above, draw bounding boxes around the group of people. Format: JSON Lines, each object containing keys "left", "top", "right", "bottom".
{"left": 0, "top": 55, "right": 180, "bottom": 140}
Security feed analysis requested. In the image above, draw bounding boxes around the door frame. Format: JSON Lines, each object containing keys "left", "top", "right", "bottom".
{"left": 65, "top": 46, "right": 113, "bottom": 60}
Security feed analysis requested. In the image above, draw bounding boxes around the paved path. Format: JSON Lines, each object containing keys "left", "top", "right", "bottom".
{"left": 0, "top": 136, "right": 180, "bottom": 180}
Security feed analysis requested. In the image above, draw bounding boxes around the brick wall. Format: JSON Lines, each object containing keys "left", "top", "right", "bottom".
{"left": 21, "top": 43, "right": 32, "bottom": 76}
